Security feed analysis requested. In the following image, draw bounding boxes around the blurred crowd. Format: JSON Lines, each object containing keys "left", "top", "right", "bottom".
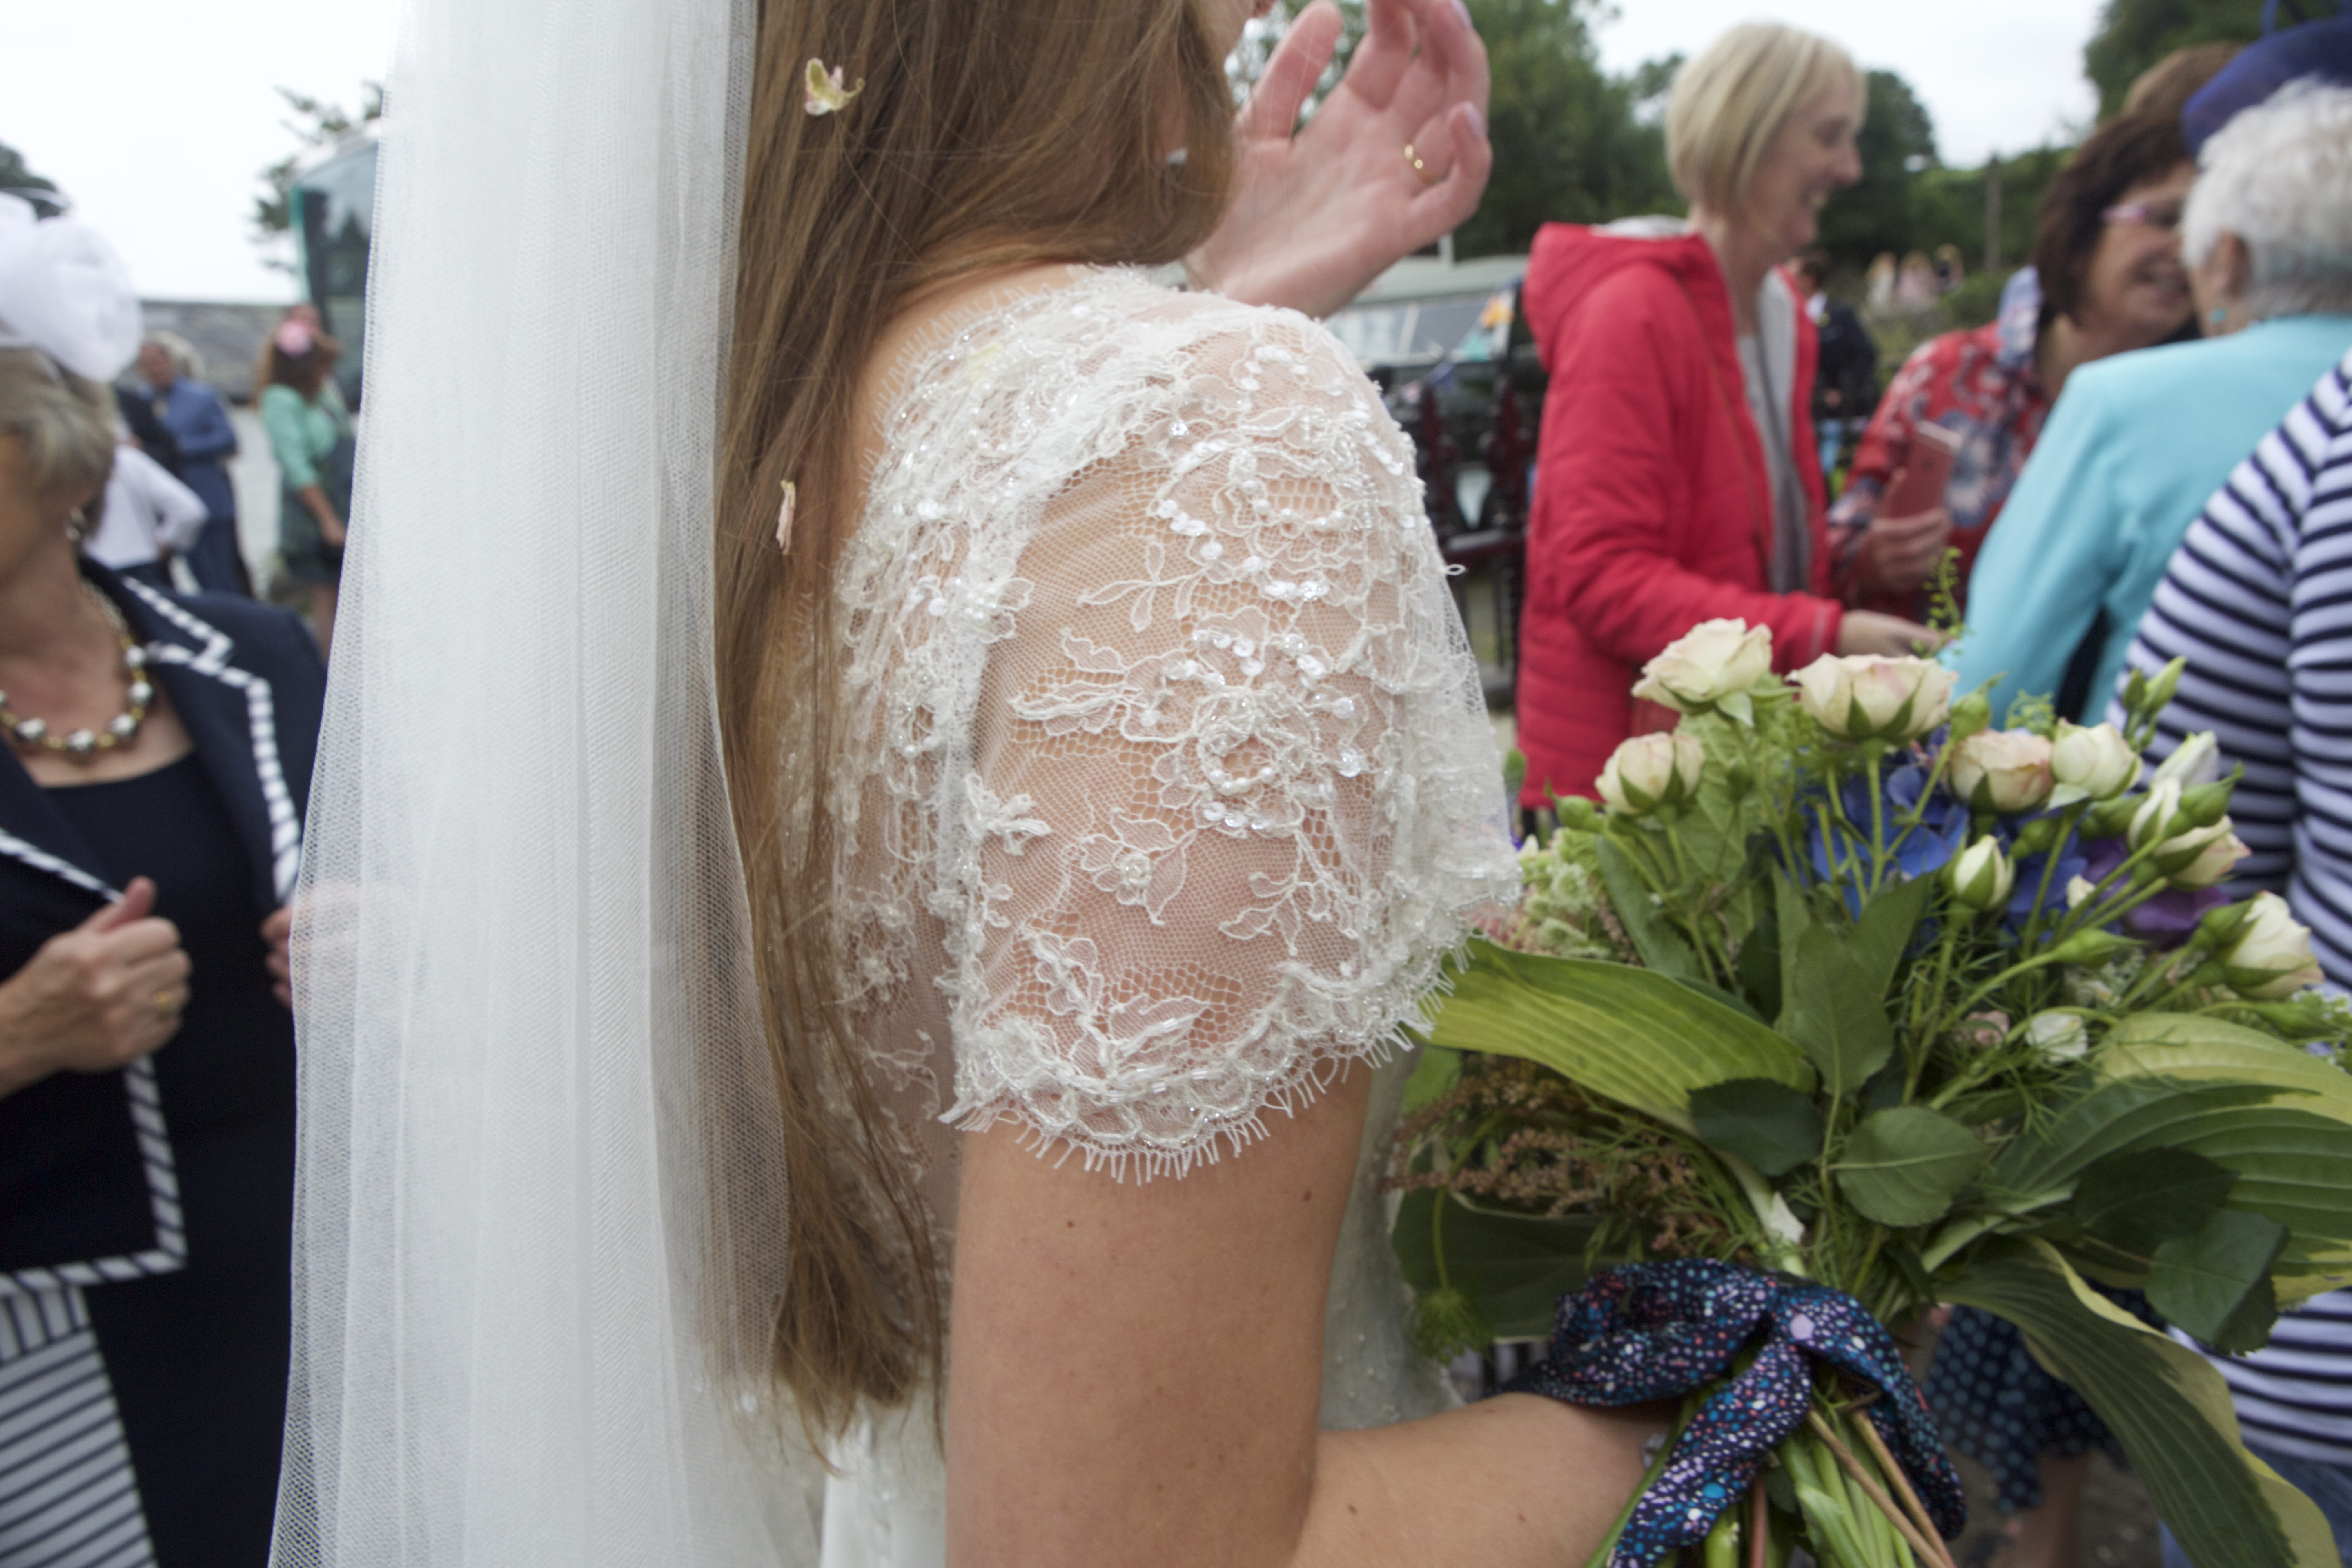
{"left": 1512, "top": 16, "right": 2352, "bottom": 1568}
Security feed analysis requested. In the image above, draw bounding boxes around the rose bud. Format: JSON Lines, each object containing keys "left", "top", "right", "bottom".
{"left": 2221, "top": 892, "right": 2327, "bottom": 999}
{"left": 2047, "top": 721, "right": 2140, "bottom": 807}
{"left": 2166, "top": 823, "right": 2250, "bottom": 890}
{"left": 2024, "top": 1010, "right": 2091, "bottom": 1062}
{"left": 1947, "top": 728, "right": 2056, "bottom": 813}
{"left": 2151, "top": 731, "right": 2221, "bottom": 789}
{"left": 1947, "top": 690, "right": 1993, "bottom": 742}
{"left": 1633, "top": 619, "right": 1774, "bottom": 722}
{"left": 1597, "top": 732, "right": 1705, "bottom": 815}
{"left": 1946, "top": 837, "right": 2016, "bottom": 913}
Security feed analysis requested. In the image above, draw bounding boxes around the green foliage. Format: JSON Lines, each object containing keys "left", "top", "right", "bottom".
{"left": 2084, "top": 0, "right": 2268, "bottom": 119}
{"left": 1393, "top": 1189, "right": 1595, "bottom": 1342}
{"left": 253, "top": 84, "right": 382, "bottom": 250}
{"left": 1779, "top": 924, "right": 1895, "bottom": 1101}
{"left": 1816, "top": 71, "right": 1940, "bottom": 267}
{"left": 2148, "top": 1209, "right": 2287, "bottom": 1352}
{"left": 1454, "top": 0, "right": 1680, "bottom": 257}
{"left": 1690, "top": 1078, "right": 1824, "bottom": 1178}
{"left": 0, "top": 140, "right": 60, "bottom": 216}
{"left": 1420, "top": 940, "right": 1813, "bottom": 1133}
{"left": 2073, "top": 1147, "right": 2237, "bottom": 1254}
{"left": 1838, "top": 1106, "right": 1991, "bottom": 1226}
{"left": 1946, "top": 1238, "right": 2338, "bottom": 1568}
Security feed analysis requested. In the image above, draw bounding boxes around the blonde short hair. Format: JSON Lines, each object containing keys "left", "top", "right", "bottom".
{"left": 0, "top": 347, "right": 116, "bottom": 501}
{"left": 1666, "top": 22, "right": 1864, "bottom": 217}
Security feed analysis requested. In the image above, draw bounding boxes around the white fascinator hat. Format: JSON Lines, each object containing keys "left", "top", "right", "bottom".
{"left": 0, "top": 192, "right": 143, "bottom": 382}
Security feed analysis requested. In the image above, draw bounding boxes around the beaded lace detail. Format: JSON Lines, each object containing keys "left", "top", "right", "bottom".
{"left": 833, "top": 269, "right": 1517, "bottom": 1184}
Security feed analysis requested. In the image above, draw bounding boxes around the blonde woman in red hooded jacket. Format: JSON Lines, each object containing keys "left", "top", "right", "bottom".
{"left": 1514, "top": 22, "right": 1940, "bottom": 808}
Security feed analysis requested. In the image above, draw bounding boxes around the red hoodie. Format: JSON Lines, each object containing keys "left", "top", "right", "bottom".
{"left": 1516, "top": 223, "right": 1842, "bottom": 806}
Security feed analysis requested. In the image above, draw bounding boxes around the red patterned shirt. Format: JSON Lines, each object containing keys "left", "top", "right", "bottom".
{"left": 1830, "top": 277, "right": 2051, "bottom": 616}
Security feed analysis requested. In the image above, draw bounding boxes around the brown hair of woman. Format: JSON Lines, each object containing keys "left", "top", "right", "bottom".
{"left": 714, "top": 0, "right": 1238, "bottom": 1441}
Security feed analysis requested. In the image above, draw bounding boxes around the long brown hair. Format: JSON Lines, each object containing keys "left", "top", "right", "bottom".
{"left": 715, "top": 0, "right": 1236, "bottom": 1439}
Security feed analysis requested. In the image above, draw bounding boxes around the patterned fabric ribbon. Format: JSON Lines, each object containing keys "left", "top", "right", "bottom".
{"left": 1504, "top": 1259, "right": 1967, "bottom": 1568}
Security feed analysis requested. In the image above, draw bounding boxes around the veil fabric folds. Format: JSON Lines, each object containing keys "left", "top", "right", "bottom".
{"left": 271, "top": 0, "right": 821, "bottom": 1560}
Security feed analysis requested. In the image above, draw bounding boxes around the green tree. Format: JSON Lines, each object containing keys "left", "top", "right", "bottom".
{"left": 1816, "top": 70, "right": 1939, "bottom": 270}
{"left": 252, "top": 84, "right": 382, "bottom": 256}
{"left": 2079, "top": 0, "right": 2307, "bottom": 116}
{"left": 0, "top": 139, "right": 62, "bottom": 217}
{"left": 1454, "top": 0, "right": 1679, "bottom": 257}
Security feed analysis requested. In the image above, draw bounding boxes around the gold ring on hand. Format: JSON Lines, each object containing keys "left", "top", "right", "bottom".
{"left": 1405, "top": 143, "right": 1437, "bottom": 187}
{"left": 154, "top": 989, "right": 179, "bottom": 1018}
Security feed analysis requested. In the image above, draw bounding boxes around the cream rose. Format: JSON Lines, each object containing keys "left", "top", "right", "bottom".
{"left": 1947, "top": 729, "right": 2054, "bottom": 813}
{"left": 1632, "top": 619, "right": 1774, "bottom": 723}
{"left": 2047, "top": 721, "right": 2140, "bottom": 807}
{"left": 1792, "top": 654, "right": 1956, "bottom": 742}
{"left": 1597, "top": 732, "right": 1705, "bottom": 815}
{"left": 2221, "top": 892, "right": 2326, "bottom": 999}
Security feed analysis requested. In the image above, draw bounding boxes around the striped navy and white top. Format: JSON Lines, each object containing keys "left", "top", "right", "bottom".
{"left": 2113, "top": 344, "right": 2352, "bottom": 980}
{"left": 2113, "top": 344, "right": 2352, "bottom": 1469}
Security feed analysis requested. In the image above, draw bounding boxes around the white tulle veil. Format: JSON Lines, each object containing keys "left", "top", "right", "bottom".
{"left": 271, "top": 0, "right": 822, "bottom": 1560}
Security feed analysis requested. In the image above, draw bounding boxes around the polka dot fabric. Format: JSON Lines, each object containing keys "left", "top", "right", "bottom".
{"left": 1506, "top": 1260, "right": 1967, "bottom": 1567}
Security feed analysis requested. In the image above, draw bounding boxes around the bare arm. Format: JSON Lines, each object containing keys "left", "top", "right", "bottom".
{"left": 946, "top": 1069, "right": 1660, "bottom": 1568}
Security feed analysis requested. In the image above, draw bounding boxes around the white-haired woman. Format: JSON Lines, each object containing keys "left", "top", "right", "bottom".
{"left": 1515, "top": 21, "right": 1938, "bottom": 811}
{"left": 1953, "top": 80, "right": 2352, "bottom": 723}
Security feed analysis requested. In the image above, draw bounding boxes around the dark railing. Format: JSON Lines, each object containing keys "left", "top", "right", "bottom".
{"left": 1381, "top": 347, "right": 1548, "bottom": 706}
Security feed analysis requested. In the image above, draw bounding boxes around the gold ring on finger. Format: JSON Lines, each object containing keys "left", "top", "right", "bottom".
{"left": 1405, "top": 143, "right": 1438, "bottom": 187}
{"left": 154, "top": 988, "right": 179, "bottom": 1018}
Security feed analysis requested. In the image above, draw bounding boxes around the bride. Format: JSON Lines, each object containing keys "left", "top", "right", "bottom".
{"left": 274, "top": 0, "right": 1661, "bottom": 1563}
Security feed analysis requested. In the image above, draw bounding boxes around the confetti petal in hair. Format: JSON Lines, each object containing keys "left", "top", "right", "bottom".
{"left": 776, "top": 479, "right": 796, "bottom": 553}
{"left": 804, "top": 59, "right": 863, "bottom": 116}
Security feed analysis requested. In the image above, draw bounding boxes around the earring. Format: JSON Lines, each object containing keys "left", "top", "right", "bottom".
{"left": 2208, "top": 306, "right": 2228, "bottom": 326}
{"left": 65, "top": 507, "right": 88, "bottom": 544}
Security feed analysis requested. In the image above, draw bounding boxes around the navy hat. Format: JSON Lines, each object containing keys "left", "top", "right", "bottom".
{"left": 2183, "top": 14, "right": 2352, "bottom": 152}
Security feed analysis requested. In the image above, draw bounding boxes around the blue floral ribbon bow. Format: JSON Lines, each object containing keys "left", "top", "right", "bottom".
{"left": 1503, "top": 1259, "right": 1966, "bottom": 1568}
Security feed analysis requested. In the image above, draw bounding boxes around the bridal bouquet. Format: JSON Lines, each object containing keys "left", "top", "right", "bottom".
{"left": 1394, "top": 619, "right": 2352, "bottom": 1568}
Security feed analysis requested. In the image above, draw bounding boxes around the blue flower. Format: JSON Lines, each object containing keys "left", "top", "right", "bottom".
{"left": 1802, "top": 757, "right": 1969, "bottom": 913}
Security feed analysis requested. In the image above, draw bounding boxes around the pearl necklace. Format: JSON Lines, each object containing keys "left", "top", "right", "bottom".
{"left": 0, "top": 584, "right": 156, "bottom": 757}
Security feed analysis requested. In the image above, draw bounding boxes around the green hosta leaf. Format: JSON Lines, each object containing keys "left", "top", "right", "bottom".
{"left": 1944, "top": 1237, "right": 2336, "bottom": 1568}
{"left": 2074, "top": 1148, "right": 2238, "bottom": 1256}
{"left": 1421, "top": 939, "right": 1813, "bottom": 1133}
{"left": 1838, "top": 1105, "right": 1989, "bottom": 1226}
{"left": 2103, "top": 1014, "right": 2352, "bottom": 1117}
{"left": 1779, "top": 922, "right": 1894, "bottom": 1102}
{"left": 1593, "top": 837, "right": 1702, "bottom": 982}
{"left": 1690, "top": 1078, "right": 1824, "bottom": 1178}
{"left": 2149, "top": 1209, "right": 2287, "bottom": 1354}
{"left": 1668, "top": 974, "right": 1769, "bottom": 1025}
{"left": 1391, "top": 1189, "right": 1592, "bottom": 1343}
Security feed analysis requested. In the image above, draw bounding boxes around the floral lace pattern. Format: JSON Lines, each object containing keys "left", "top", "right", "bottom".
{"left": 832, "top": 269, "right": 1517, "bottom": 1183}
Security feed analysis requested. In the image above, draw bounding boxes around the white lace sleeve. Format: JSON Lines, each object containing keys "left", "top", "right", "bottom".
{"left": 923, "top": 294, "right": 1518, "bottom": 1174}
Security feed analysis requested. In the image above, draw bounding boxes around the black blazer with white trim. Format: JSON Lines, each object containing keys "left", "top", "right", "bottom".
{"left": 0, "top": 563, "right": 326, "bottom": 1291}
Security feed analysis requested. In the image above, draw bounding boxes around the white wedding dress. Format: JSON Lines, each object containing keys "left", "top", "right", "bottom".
{"left": 270, "top": 1, "right": 1515, "bottom": 1559}
{"left": 813, "top": 268, "right": 1519, "bottom": 1564}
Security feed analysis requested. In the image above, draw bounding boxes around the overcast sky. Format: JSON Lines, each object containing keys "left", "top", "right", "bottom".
{"left": 7, "top": 0, "right": 2105, "bottom": 304}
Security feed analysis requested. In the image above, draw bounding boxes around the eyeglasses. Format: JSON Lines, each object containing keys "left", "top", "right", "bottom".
{"left": 2101, "top": 201, "right": 2184, "bottom": 232}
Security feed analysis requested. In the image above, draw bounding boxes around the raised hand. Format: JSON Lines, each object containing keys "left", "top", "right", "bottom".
{"left": 1191, "top": 0, "right": 1492, "bottom": 319}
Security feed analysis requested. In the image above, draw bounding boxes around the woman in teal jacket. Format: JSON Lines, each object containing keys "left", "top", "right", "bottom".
{"left": 257, "top": 318, "right": 354, "bottom": 652}
{"left": 1953, "top": 82, "right": 2352, "bottom": 722}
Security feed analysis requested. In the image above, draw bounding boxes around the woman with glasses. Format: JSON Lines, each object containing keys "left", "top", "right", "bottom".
{"left": 1952, "top": 78, "right": 2352, "bottom": 723}
{"left": 1829, "top": 110, "right": 2201, "bottom": 625}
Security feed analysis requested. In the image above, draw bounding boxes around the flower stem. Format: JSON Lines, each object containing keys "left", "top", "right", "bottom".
{"left": 1806, "top": 1408, "right": 1951, "bottom": 1568}
{"left": 1850, "top": 1399, "right": 1953, "bottom": 1568}
{"left": 1581, "top": 1394, "right": 1697, "bottom": 1568}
